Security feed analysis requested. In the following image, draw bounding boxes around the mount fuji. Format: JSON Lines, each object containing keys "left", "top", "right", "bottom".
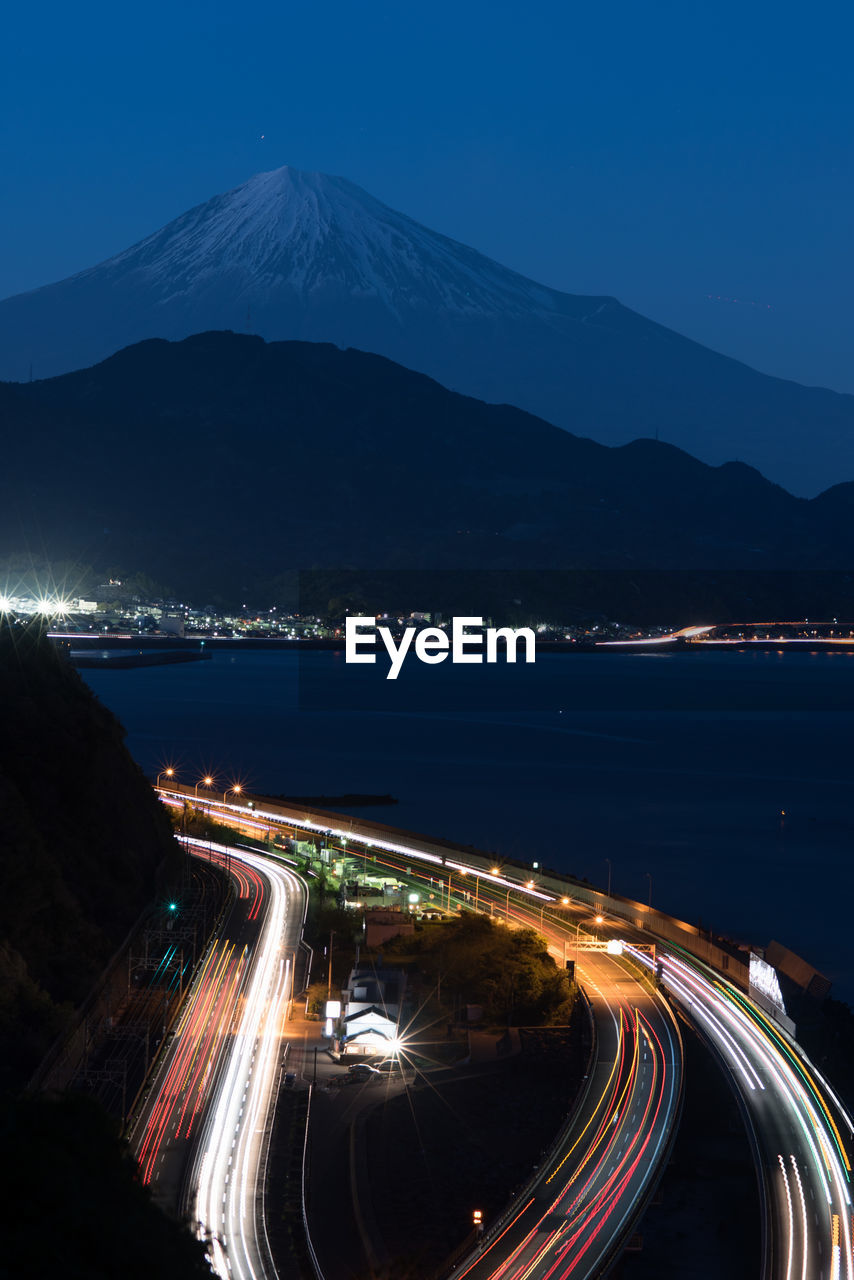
{"left": 1, "top": 165, "right": 851, "bottom": 496}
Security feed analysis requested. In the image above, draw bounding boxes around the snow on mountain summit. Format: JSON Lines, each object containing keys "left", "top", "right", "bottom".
{"left": 106, "top": 164, "right": 557, "bottom": 319}
{"left": 0, "top": 163, "right": 851, "bottom": 496}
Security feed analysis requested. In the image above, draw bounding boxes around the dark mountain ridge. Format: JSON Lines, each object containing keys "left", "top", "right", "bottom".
{"left": 1, "top": 331, "right": 851, "bottom": 609}
{"left": 0, "top": 165, "right": 850, "bottom": 496}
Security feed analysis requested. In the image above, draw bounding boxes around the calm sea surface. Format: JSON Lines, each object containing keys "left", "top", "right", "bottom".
{"left": 82, "top": 649, "right": 854, "bottom": 998}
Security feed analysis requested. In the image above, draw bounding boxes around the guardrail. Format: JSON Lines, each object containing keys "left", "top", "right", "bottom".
{"left": 301, "top": 1084, "right": 326, "bottom": 1280}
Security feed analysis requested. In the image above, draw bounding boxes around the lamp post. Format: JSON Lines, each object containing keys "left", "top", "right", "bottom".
{"left": 156, "top": 767, "right": 175, "bottom": 789}
{"left": 194, "top": 775, "right": 214, "bottom": 798}
{"left": 327, "top": 930, "right": 336, "bottom": 999}
{"left": 223, "top": 783, "right": 242, "bottom": 804}
{"left": 459, "top": 868, "right": 480, "bottom": 912}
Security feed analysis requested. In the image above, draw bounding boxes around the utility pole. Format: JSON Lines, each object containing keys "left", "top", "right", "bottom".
{"left": 327, "top": 930, "right": 335, "bottom": 999}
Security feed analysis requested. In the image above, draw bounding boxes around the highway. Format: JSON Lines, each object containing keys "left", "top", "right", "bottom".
{"left": 130, "top": 838, "right": 307, "bottom": 1280}
{"left": 153, "top": 789, "right": 686, "bottom": 1277}
{"left": 446, "top": 941, "right": 682, "bottom": 1280}
{"left": 494, "top": 885, "right": 854, "bottom": 1280}
{"left": 314, "top": 838, "right": 685, "bottom": 1276}
{"left": 153, "top": 784, "right": 854, "bottom": 1278}
{"left": 320, "top": 843, "right": 854, "bottom": 1280}
{"left": 622, "top": 942, "right": 854, "bottom": 1280}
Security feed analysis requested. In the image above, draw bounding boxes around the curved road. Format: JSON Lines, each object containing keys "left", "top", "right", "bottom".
{"left": 130, "top": 838, "right": 307, "bottom": 1280}
{"left": 447, "top": 943, "right": 682, "bottom": 1280}
{"left": 622, "top": 941, "right": 854, "bottom": 1280}
{"left": 153, "top": 785, "right": 854, "bottom": 1278}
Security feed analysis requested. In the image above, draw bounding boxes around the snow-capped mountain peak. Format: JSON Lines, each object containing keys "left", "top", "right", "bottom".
{"left": 106, "top": 164, "right": 557, "bottom": 319}
{"left": 0, "top": 163, "right": 850, "bottom": 496}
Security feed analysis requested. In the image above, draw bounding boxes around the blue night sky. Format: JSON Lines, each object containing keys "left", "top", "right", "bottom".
{"left": 2, "top": 0, "right": 852, "bottom": 391}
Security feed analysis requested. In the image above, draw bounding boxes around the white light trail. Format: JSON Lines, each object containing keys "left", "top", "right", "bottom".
{"left": 162, "top": 797, "right": 854, "bottom": 1280}
{"left": 790, "top": 1156, "right": 808, "bottom": 1280}
{"left": 624, "top": 942, "right": 850, "bottom": 1280}
{"left": 162, "top": 788, "right": 557, "bottom": 904}
{"left": 778, "top": 1155, "right": 795, "bottom": 1280}
{"left": 181, "top": 839, "right": 304, "bottom": 1280}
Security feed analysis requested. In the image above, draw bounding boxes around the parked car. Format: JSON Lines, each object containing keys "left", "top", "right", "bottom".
{"left": 346, "top": 1062, "right": 381, "bottom": 1081}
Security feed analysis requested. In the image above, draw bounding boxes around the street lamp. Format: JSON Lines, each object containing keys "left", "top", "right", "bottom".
{"left": 194, "top": 775, "right": 214, "bottom": 798}
{"left": 223, "top": 783, "right": 243, "bottom": 803}
{"left": 156, "top": 767, "right": 175, "bottom": 788}
{"left": 459, "top": 868, "right": 479, "bottom": 911}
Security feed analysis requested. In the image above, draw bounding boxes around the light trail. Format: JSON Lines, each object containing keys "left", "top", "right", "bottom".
{"left": 778, "top": 1155, "right": 795, "bottom": 1280}
{"left": 154, "top": 786, "right": 854, "bottom": 1278}
{"left": 623, "top": 942, "right": 854, "bottom": 1280}
{"left": 158, "top": 787, "right": 556, "bottom": 906}
{"left": 185, "top": 840, "right": 303, "bottom": 1280}
{"left": 790, "top": 1155, "right": 809, "bottom": 1280}
{"left": 449, "top": 939, "right": 682, "bottom": 1280}
{"left": 159, "top": 803, "right": 680, "bottom": 1280}
{"left": 133, "top": 838, "right": 306, "bottom": 1280}
{"left": 137, "top": 941, "right": 247, "bottom": 1183}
